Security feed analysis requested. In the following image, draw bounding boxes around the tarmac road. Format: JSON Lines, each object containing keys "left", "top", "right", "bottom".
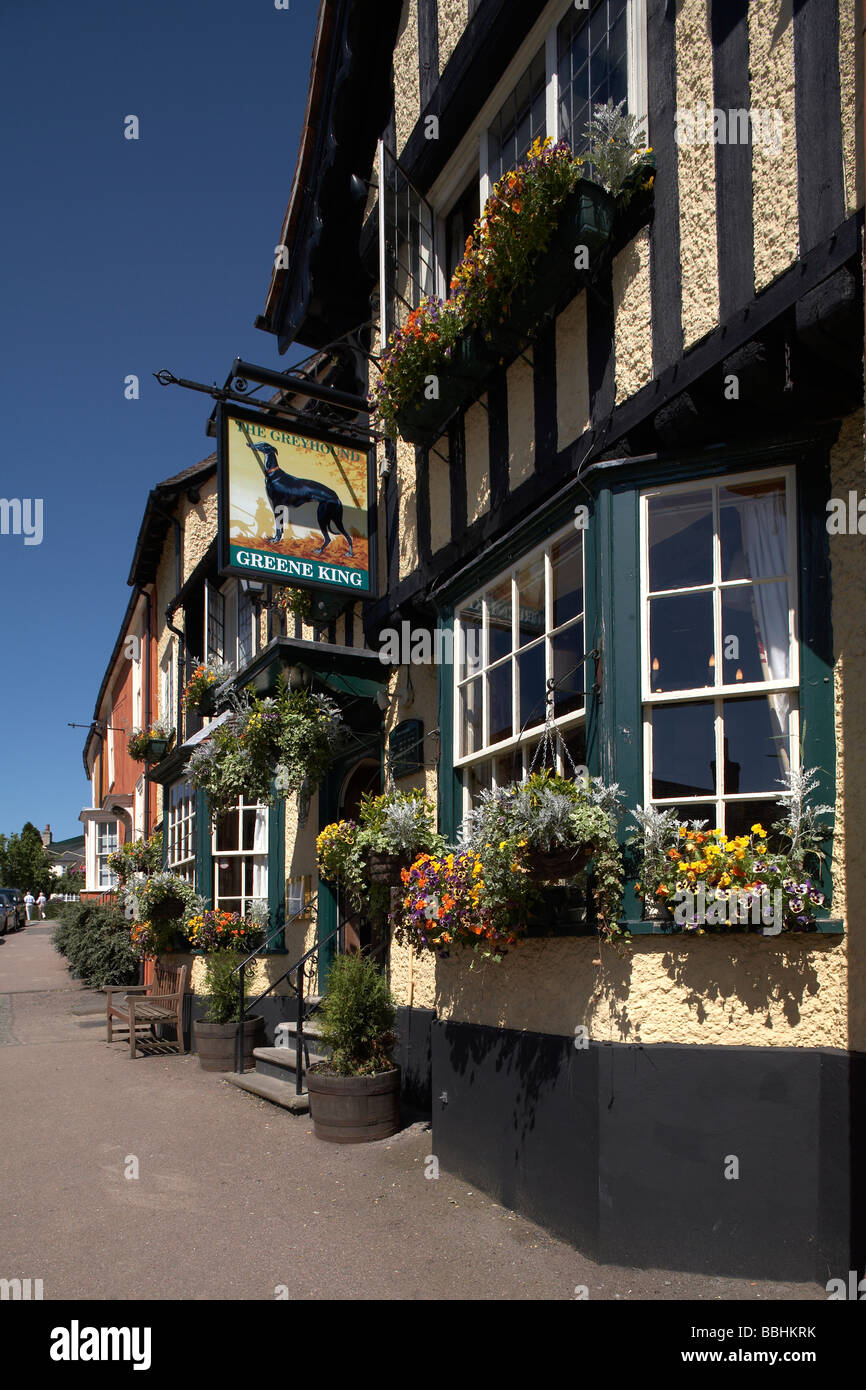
{"left": 0, "top": 922, "right": 826, "bottom": 1301}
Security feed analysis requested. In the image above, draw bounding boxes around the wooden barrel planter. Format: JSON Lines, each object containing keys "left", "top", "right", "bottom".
{"left": 526, "top": 843, "right": 593, "bottom": 882}
{"left": 194, "top": 1016, "right": 265, "bottom": 1072}
{"left": 307, "top": 1066, "right": 401, "bottom": 1144}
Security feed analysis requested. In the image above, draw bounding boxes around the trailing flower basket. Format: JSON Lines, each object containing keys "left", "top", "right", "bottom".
{"left": 369, "top": 850, "right": 415, "bottom": 885}
{"left": 148, "top": 892, "right": 188, "bottom": 924}
{"left": 526, "top": 843, "right": 593, "bottom": 882}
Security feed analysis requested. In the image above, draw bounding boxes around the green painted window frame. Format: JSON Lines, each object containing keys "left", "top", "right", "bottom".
{"left": 436, "top": 438, "right": 839, "bottom": 932}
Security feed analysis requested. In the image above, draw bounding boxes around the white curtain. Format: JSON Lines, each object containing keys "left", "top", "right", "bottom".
{"left": 739, "top": 489, "right": 791, "bottom": 771}
{"left": 252, "top": 805, "right": 268, "bottom": 898}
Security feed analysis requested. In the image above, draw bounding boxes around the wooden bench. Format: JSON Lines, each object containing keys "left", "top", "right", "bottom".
{"left": 105, "top": 963, "right": 189, "bottom": 1058}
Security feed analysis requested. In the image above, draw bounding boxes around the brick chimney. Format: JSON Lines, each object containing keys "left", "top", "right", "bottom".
{"left": 41, "top": 824, "right": 51, "bottom": 847}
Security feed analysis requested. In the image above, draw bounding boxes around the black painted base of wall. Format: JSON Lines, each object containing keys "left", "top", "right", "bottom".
{"left": 431, "top": 1021, "right": 865, "bottom": 1281}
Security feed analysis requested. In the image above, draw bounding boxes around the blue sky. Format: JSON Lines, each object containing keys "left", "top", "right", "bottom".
{"left": 0, "top": 0, "right": 319, "bottom": 840}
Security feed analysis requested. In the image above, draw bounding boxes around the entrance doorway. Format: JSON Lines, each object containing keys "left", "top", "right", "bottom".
{"left": 338, "top": 759, "right": 381, "bottom": 954}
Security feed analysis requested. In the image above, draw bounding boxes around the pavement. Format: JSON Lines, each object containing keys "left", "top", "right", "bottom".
{"left": 0, "top": 922, "right": 827, "bottom": 1301}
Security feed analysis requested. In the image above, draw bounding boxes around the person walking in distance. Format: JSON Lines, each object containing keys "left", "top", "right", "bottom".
{"left": 24, "top": 891, "right": 35, "bottom": 921}
{"left": 36, "top": 891, "right": 47, "bottom": 920}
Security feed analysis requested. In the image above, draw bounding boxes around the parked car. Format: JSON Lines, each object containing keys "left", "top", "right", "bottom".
{"left": 0, "top": 888, "right": 26, "bottom": 932}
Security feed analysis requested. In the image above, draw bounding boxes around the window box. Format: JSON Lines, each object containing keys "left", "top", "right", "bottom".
{"left": 393, "top": 178, "right": 620, "bottom": 445}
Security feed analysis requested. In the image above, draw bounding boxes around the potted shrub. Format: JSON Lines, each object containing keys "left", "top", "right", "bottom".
{"left": 306, "top": 952, "right": 400, "bottom": 1143}
{"left": 194, "top": 949, "right": 265, "bottom": 1072}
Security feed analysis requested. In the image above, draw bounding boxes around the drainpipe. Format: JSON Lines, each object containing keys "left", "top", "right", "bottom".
{"left": 144, "top": 588, "right": 152, "bottom": 835}
{"left": 149, "top": 497, "right": 185, "bottom": 737}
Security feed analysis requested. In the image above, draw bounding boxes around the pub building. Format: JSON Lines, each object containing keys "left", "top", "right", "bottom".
{"left": 125, "top": 0, "right": 863, "bottom": 1279}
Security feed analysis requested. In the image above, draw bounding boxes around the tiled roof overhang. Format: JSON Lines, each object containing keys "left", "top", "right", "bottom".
{"left": 259, "top": 0, "right": 403, "bottom": 352}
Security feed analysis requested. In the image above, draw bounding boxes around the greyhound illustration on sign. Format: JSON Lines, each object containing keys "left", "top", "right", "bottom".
{"left": 249, "top": 441, "right": 354, "bottom": 557}
{"left": 219, "top": 407, "right": 372, "bottom": 595}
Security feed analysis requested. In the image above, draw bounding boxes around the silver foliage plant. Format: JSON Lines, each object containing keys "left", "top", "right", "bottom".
{"left": 773, "top": 766, "right": 834, "bottom": 864}
{"left": 460, "top": 776, "right": 623, "bottom": 853}
{"left": 582, "top": 98, "right": 651, "bottom": 199}
{"left": 379, "top": 797, "right": 436, "bottom": 853}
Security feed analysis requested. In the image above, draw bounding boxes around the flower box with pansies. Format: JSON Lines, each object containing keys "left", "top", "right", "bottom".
{"left": 186, "top": 907, "right": 266, "bottom": 955}
{"left": 626, "top": 769, "right": 834, "bottom": 935}
{"left": 183, "top": 659, "right": 232, "bottom": 715}
{"left": 127, "top": 721, "right": 175, "bottom": 764}
{"left": 372, "top": 103, "right": 654, "bottom": 446}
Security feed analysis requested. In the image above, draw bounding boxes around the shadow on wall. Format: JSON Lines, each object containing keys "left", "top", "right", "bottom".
{"left": 598, "top": 937, "right": 838, "bottom": 1039}
{"left": 434, "top": 933, "right": 844, "bottom": 1044}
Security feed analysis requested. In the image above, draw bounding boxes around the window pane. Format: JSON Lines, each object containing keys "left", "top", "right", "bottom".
{"left": 668, "top": 803, "right": 715, "bottom": 830}
{"left": 720, "top": 479, "right": 787, "bottom": 582}
{"left": 553, "top": 622, "right": 585, "bottom": 716}
{"left": 216, "top": 808, "right": 239, "bottom": 851}
{"left": 648, "top": 490, "right": 713, "bottom": 592}
{"left": 242, "top": 809, "right": 258, "bottom": 851}
{"left": 460, "top": 678, "right": 482, "bottom": 756}
{"left": 648, "top": 592, "right": 714, "bottom": 692}
{"left": 552, "top": 530, "right": 583, "bottom": 626}
{"left": 722, "top": 696, "right": 789, "bottom": 795}
{"left": 516, "top": 554, "right": 545, "bottom": 647}
{"left": 458, "top": 601, "right": 483, "bottom": 678}
{"left": 652, "top": 702, "right": 716, "bottom": 799}
{"left": 495, "top": 748, "right": 523, "bottom": 787}
{"left": 721, "top": 583, "right": 790, "bottom": 683}
{"left": 467, "top": 760, "right": 492, "bottom": 806}
{"left": 724, "top": 798, "right": 784, "bottom": 845}
{"left": 486, "top": 578, "right": 512, "bottom": 664}
{"left": 216, "top": 858, "right": 242, "bottom": 898}
{"left": 561, "top": 726, "right": 587, "bottom": 779}
{"left": 517, "top": 642, "right": 546, "bottom": 730}
{"left": 488, "top": 662, "right": 513, "bottom": 745}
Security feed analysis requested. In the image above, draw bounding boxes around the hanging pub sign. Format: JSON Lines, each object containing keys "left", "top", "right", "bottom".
{"left": 217, "top": 403, "right": 374, "bottom": 595}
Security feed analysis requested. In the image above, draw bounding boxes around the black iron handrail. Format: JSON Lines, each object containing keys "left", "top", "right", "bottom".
{"left": 232, "top": 894, "right": 342, "bottom": 1092}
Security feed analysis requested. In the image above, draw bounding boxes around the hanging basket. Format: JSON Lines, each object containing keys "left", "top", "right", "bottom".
{"left": 148, "top": 893, "right": 188, "bottom": 924}
{"left": 526, "top": 843, "right": 593, "bottom": 882}
{"left": 368, "top": 850, "right": 415, "bottom": 885}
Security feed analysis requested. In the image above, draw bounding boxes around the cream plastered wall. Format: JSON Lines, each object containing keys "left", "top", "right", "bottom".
{"left": 431, "top": 932, "right": 846, "bottom": 1046}
{"left": 829, "top": 411, "right": 866, "bottom": 1052}
{"left": 749, "top": 0, "right": 798, "bottom": 288}
{"left": 428, "top": 436, "right": 452, "bottom": 554}
{"left": 464, "top": 394, "right": 490, "bottom": 525}
{"left": 613, "top": 229, "right": 653, "bottom": 404}
{"left": 397, "top": 438, "right": 420, "bottom": 581}
{"left": 394, "top": 0, "right": 420, "bottom": 155}
{"left": 181, "top": 476, "right": 217, "bottom": 581}
{"left": 555, "top": 295, "right": 589, "bottom": 450}
{"left": 839, "top": 0, "right": 860, "bottom": 217}
{"left": 507, "top": 351, "right": 535, "bottom": 489}
{"left": 437, "top": 0, "right": 467, "bottom": 75}
{"left": 382, "top": 658, "right": 440, "bottom": 1010}
{"left": 675, "top": 0, "right": 718, "bottom": 346}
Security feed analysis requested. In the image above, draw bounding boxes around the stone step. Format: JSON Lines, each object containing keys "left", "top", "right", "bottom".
{"left": 254, "top": 1044, "right": 329, "bottom": 1079}
{"left": 274, "top": 1020, "right": 325, "bottom": 1043}
{"left": 223, "top": 1071, "right": 309, "bottom": 1113}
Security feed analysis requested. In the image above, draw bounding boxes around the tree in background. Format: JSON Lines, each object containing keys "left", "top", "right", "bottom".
{"left": 0, "top": 822, "right": 55, "bottom": 895}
